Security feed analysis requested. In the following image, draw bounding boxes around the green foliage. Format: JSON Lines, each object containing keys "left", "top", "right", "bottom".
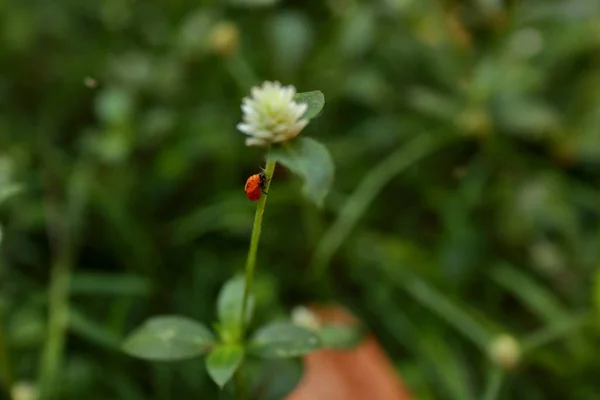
{"left": 217, "top": 275, "right": 254, "bottom": 341}
{"left": 122, "top": 316, "right": 215, "bottom": 361}
{"left": 1, "top": 0, "right": 600, "bottom": 399}
{"left": 319, "top": 324, "right": 364, "bottom": 350}
{"left": 206, "top": 344, "right": 245, "bottom": 388}
{"left": 294, "top": 91, "right": 325, "bottom": 120}
{"left": 248, "top": 322, "right": 321, "bottom": 359}
{"left": 270, "top": 138, "right": 334, "bottom": 207}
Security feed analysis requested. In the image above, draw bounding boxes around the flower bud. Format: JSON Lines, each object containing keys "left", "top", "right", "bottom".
{"left": 209, "top": 21, "right": 239, "bottom": 57}
{"left": 488, "top": 334, "right": 521, "bottom": 370}
{"left": 11, "top": 382, "right": 38, "bottom": 400}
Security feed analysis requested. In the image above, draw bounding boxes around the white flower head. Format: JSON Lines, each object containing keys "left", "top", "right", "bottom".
{"left": 11, "top": 381, "right": 38, "bottom": 400}
{"left": 237, "top": 81, "right": 309, "bottom": 147}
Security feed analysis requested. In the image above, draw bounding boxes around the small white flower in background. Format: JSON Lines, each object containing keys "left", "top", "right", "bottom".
{"left": 488, "top": 333, "right": 521, "bottom": 370}
{"left": 237, "top": 81, "right": 308, "bottom": 147}
{"left": 291, "top": 306, "right": 321, "bottom": 332}
{"left": 11, "top": 381, "right": 38, "bottom": 400}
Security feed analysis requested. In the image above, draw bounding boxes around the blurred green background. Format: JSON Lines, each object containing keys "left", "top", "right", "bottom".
{"left": 2, "top": 0, "right": 600, "bottom": 399}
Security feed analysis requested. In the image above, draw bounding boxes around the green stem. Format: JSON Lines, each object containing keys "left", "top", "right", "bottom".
{"left": 38, "top": 191, "right": 74, "bottom": 400}
{"left": 235, "top": 364, "right": 246, "bottom": 400}
{"left": 240, "top": 158, "right": 276, "bottom": 334}
{"left": 236, "top": 155, "right": 276, "bottom": 400}
{"left": 0, "top": 311, "right": 14, "bottom": 395}
{"left": 482, "top": 367, "right": 504, "bottom": 400}
{"left": 38, "top": 255, "right": 71, "bottom": 400}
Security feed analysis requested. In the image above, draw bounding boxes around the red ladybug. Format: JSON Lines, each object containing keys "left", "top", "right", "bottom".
{"left": 245, "top": 170, "right": 268, "bottom": 201}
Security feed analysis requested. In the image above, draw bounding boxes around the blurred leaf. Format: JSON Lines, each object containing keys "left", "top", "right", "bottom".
{"left": 494, "top": 96, "right": 559, "bottom": 137}
{"left": 177, "top": 10, "right": 214, "bottom": 58}
{"left": 69, "top": 308, "right": 121, "bottom": 350}
{"left": 270, "top": 137, "right": 334, "bottom": 207}
{"left": 122, "top": 316, "right": 215, "bottom": 361}
{"left": 217, "top": 275, "right": 254, "bottom": 339}
{"left": 95, "top": 87, "right": 134, "bottom": 125}
{"left": 249, "top": 321, "right": 321, "bottom": 358}
{"left": 228, "top": 0, "right": 279, "bottom": 6}
{"left": 270, "top": 12, "right": 313, "bottom": 76}
{"left": 170, "top": 196, "right": 251, "bottom": 245}
{"left": 312, "top": 134, "right": 448, "bottom": 277}
{"left": 482, "top": 367, "right": 504, "bottom": 400}
{"left": 391, "top": 269, "right": 492, "bottom": 350}
{"left": 70, "top": 272, "right": 151, "bottom": 297}
{"left": 339, "top": 4, "right": 375, "bottom": 58}
{"left": 8, "top": 306, "right": 45, "bottom": 348}
{"left": 0, "top": 183, "right": 24, "bottom": 206}
{"left": 594, "top": 269, "right": 600, "bottom": 322}
{"left": 521, "top": 314, "right": 590, "bottom": 353}
{"left": 319, "top": 324, "right": 364, "bottom": 349}
{"left": 206, "top": 344, "right": 244, "bottom": 388}
{"left": 408, "top": 87, "right": 460, "bottom": 120}
{"left": 294, "top": 91, "right": 325, "bottom": 120}
{"left": 491, "top": 264, "right": 567, "bottom": 323}
{"left": 418, "top": 332, "right": 475, "bottom": 400}
{"left": 251, "top": 359, "right": 303, "bottom": 400}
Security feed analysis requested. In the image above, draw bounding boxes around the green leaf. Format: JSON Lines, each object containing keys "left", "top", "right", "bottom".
{"left": 491, "top": 263, "right": 567, "bottom": 324}
{"left": 0, "top": 183, "right": 24, "bottom": 205}
{"left": 249, "top": 322, "right": 321, "bottom": 359}
{"left": 217, "top": 275, "right": 254, "bottom": 338}
{"left": 122, "top": 316, "right": 215, "bottom": 361}
{"left": 294, "top": 91, "right": 325, "bottom": 119}
{"left": 418, "top": 331, "right": 476, "bottom": 400}
{"left": 206, "top": 344, "right": 244, "bottom": 388}
{"left": 71, "top": 272, "right": 151, "bottom": 297}
{"left": 252, "top": 359, "right": 303, "bottom": 400}
{"left": 70, "top": 308, "right": 121, "bottom": 350}
{"left": 320, "top": 324, "right": 364, "bottom": 349}
{"left": 270, "top": 137, "right": 334, "bottom": 207}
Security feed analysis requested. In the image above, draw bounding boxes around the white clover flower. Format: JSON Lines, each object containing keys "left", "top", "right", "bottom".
{"left": 11, "top": 382, "right": 38, "bottom": 400}
{"left": 237, "top": 81, "right": 308, "bottom": 147}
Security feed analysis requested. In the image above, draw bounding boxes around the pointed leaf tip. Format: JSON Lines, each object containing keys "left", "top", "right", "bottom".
{"left": 294, "top": 91, "right": 325, "bottom": 120}
{"left": 206, "top": 344, "right": 244, "bottom": 388}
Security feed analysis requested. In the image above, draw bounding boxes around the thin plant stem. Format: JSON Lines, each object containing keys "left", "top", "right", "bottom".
{"left": 38, "top": 254, "right": 72, "bottom": 400}
{"left": 236, "top": 154, "right": 276, "bottom": 400}
{"left": 240, "top": 157, "right": 276, "bottom": 334}
{"left": 482, "top": 366, "right": 504, "bottom": 400}
{"left": 38, "top": 183, "right": 74, "bottom": 400}
{"left": 0, "top": 311, "right": 14, "bottom": 395}
{"left": 521, "top": 313, "right": 590, "bottom": 353}
{"left": 0, "top": 251, "right": 13, "bottom": 395}
{"left": 235, "top": 364, "right": 246, "bottom": 400}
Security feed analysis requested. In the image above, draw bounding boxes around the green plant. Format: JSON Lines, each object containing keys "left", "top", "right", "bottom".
{"left": 121, "top": 85, "right": 359, "bottom": 398}
{"left": 2, "top": 1, "right": 600, "bottom": 399}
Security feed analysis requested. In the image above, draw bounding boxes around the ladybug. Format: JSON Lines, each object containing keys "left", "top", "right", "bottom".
{"left": 245, "top": 170, "right": 268, "bottom": 201}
